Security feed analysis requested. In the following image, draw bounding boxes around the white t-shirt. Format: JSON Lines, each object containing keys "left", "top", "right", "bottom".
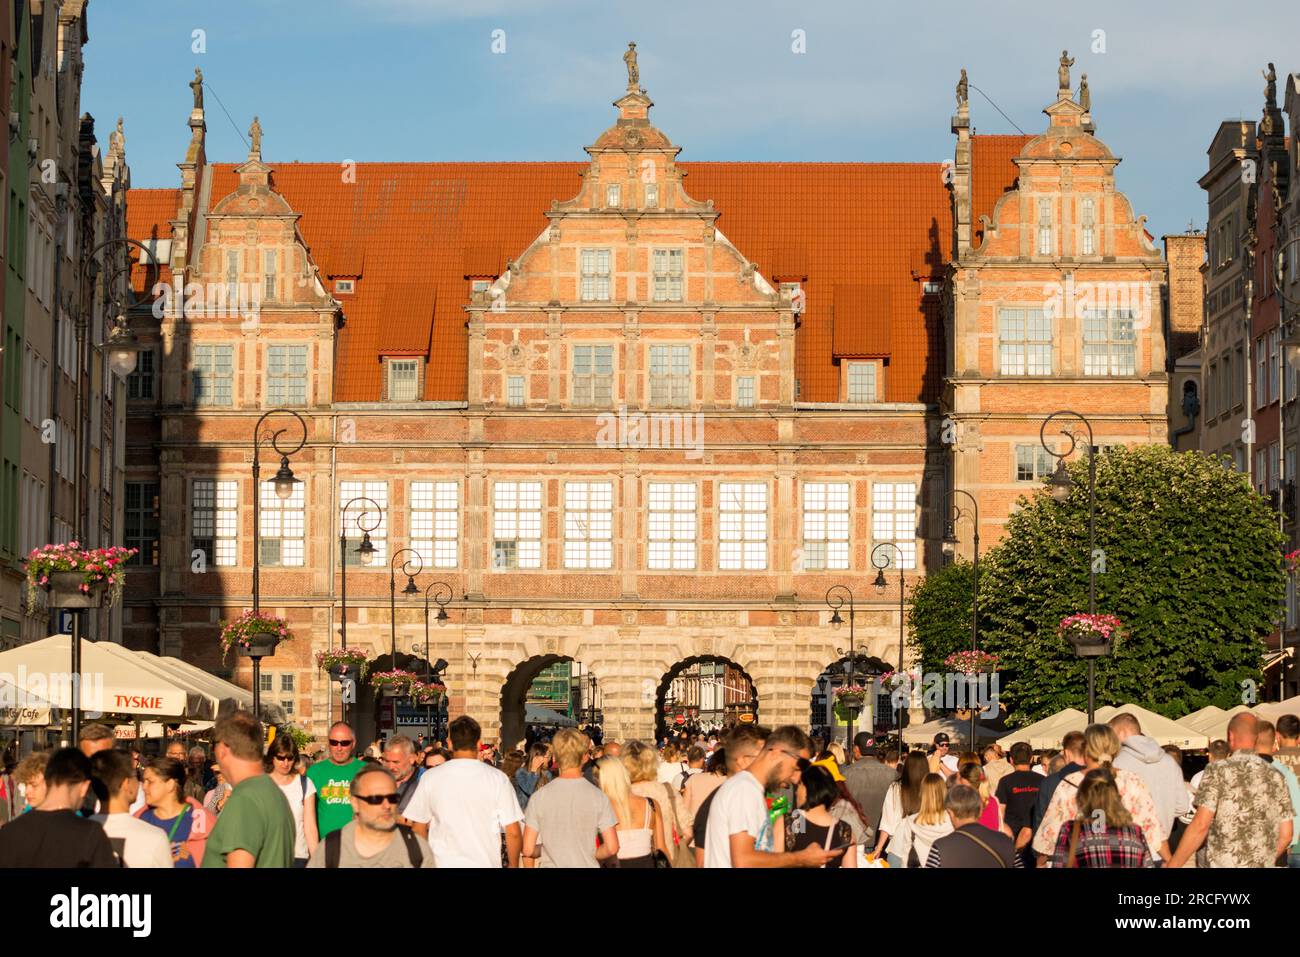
{"left": 276, "top": 774, "right": 318, "bottom": 860}
{"left": 657, "top": 762, "right": 683, "bottom": 786}
{"left": 703, "top": 770, "right": 770, "bottom": 868}
{"left": 99, "top": 812, "right": 174, "bottom": 868}
{"left": 402, "top": 758, "right": 524, "bottom": 867}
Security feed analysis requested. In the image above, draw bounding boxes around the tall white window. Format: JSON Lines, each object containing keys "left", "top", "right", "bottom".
{"left": 494, "top": 481, "right": 542, "bottom": 569}
{"left": 507, "top": 375, "right": 525, "bottom": 408}
{"left": 411, "top": 481, "right": 458, "bottom": 569}
{"left": 572, "top": 345, "right": 614, "bottom": 407}
{"left": 1257, "top": 337, "right": 1269, "bottom": 409}
{"left": 339, "top": 481, "right": 388, "bottom": 566}
{"left": 719, "top": 482, "right": 767, "bottom": 571}
{"left": 1081, "top": 198, "right": 1095, "bottom": 255}
{"left": 226, "top": 248, "right": 240, "bottom": 292}
{"left": 653, "top": 249, "right": 683, "bottom": 302}
{"left": 191, "top": 344, "right": 234, "bottom": 406}
{"left": 263, "top": 249, "right": 278, "bottom": 300}
{"left": 644, "top": 182, "right": 659, "bottom": 208}
{"left": 267, "top": 345, "right": 308, "bottom": 405}
{"left": 564, "top": 482, "right": 613, "bottom": 569}
{"left": 1268, "top": 330, "right": 1280, "bottom": 405}
{"left": 191, "top": 479, "right": 238, "bottom": 567}
{"left": 647, "top": 482, "right": 696, "bottom": 570}
{"left": 581, "top": 249, "right": 612, "bottom": 302}
{"left": 736, "top": 375, "right": 756, "bottom": 409}
{"left": 259, "top": 481, "right": 306, "bottom": 567}
{"left": 606, "top": 184, "right": 621, "bottom": 208}
{"left": 1081, "top": 310, "right": 1136, "bottom": 376}
{"left": 1037, "top": 198, "right": 1053, "bottom": 255}
{"left": 802, "top": 482, "right": 850, "bottom": 571}
{"left": 388, "top": 359, "right": 419, "bottom": 401}
{"left": 847, "top": 362, "right": 877, "bottom": 402}
{"left": 998, "top": 308, "right": 1052, "bottom": 375}
{"left": 872, "top": 483, "right": 917, "bottom": 569}
{"left": 649, "top": 344, "right": 691, "bottom": 407}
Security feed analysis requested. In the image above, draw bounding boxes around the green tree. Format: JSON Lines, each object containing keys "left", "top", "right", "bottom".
{"left": 911, "top": 446, "right": 1283, "bottom": 723}
{"left": 907, "top": 559, "right": 980, "bottom": 677}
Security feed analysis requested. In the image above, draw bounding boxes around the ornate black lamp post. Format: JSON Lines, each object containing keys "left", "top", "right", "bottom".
{"left": 250, "top": 409, "right": 307, "bottom": 722}
{"left": 422, "top": 581, "right": 452, "bottom": 739}
{"left": 942, "top": 488, "right": 981, "bottom": 749}
{"left": 336, "top": 496, "right": 380, "bottom": 723}
{"left": 1040, "top": 410, "right": 1105, "bottom": 722}
{"left": 388, "top": 548, "right": 423, "bottom": 663}
{"left": 826, "top": 585, "right": 859, "bottom": 750}
{"left": 871, "top": 542, "right": 906, "bottom": 741}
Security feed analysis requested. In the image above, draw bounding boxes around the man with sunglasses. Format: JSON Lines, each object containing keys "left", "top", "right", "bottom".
{"left": 703, "top": 725, "right": 843, "bottom": 868}
{"left": 307, "top": 767, "right": 435, "bottom": 868}
{"left": 928, "top": 733, "right": 958, "bottom": 779}
{"left": 306, "top": 722, "right": 366, "bottom": 839}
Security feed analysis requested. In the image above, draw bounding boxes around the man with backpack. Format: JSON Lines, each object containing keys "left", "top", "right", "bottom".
{"left": 307, "top": 766, "right": 434, "bottom": 868}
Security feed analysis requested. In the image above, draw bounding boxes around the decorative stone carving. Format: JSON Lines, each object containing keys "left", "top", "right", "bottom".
{"left": 676, "top": 610, "right": 737, "bottom": 627}
{"left": 956, "top": 69, "right": 968, "bottom": 108}
{"left": 624, "top": 42, "right": 639, "bottom": 90}
{"left": 521, "top": 609, "right": 583, "bottom": 627}
{"left": 1058, "top": 51, "right": 1074, "bottom": 92}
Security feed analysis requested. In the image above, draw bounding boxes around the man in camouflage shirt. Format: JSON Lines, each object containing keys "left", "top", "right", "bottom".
{"left": 1167, "top": 713, "right": 1295, "bottom": 868}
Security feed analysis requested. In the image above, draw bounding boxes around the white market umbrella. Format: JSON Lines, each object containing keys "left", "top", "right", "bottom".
{"left": 1180, "top": 704, "right": 1253, "bottom": 741}
{"left": 1254, "top": 695, "right": 1300, "bottom": 723}
{"left": 525, "top": 704, "right": 578, "bottom": 728}
{"left": 901, "top": 716, "right": 1004, "bottom": 750}
{"left": 1095, "top": 704, "right": 1209, "bottom": 750}
{"left": 999, "top": 708, "right": 1089, "bottom": 750}
{"left": 0, "top": 635, "right": 197, "bottom": 719}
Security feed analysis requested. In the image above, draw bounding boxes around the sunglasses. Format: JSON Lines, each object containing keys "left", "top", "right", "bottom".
{"left": 273, "top": 754, "right": 295, "bottom": 762}
{"left": 354, "top": 793, "right": 400, "bottom": 805}
{"left": 328, "top": 740, "right": 354, "bottom": 747}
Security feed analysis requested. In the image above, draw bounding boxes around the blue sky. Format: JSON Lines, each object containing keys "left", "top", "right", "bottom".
{"left": 81, "top": 0, "right": 1300, "bottom": 239}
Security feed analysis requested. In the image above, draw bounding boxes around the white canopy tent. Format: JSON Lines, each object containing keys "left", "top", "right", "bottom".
{"left": 1094, "top": 704, "right": 1208, "bottom": 749}
{"left": 901, "top": 716, "right": 1005, "bottom": 750}
{"left": 1180, "top": 704, "right": 1254, "bottom": 741}
{"left": 997, "top": 708, "right": 1089, "bottom": 750}
{"left": 525, "top": 704, "right": 578, "bottom": 728}
{"left": 1254, "top": 695, "right": 1300, "bottom": 723}
{"left": 94, "top": 644, "right": 286, "bottom": 724}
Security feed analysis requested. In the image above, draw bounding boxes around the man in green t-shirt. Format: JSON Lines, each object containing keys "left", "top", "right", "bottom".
{"left": 306, "top": 721, "right": 365, "bottom": 838}
{"left": 203, "top": 711, "right": 295, "bottom": 868}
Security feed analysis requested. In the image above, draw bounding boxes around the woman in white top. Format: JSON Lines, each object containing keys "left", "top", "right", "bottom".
{"left": 625, "top": 740, "right": 693, "bottom": 866}
{"left": 597, "top": 756, "right": 669, "bottom": 868}
{"left": 266, "top": 735, "right": 318, "bottom": 867}
{"left": 893, "top": 774, "right": 953, "bottom": 868}
{"left": 872, "top": 751, "right": 928, "bottom": 866}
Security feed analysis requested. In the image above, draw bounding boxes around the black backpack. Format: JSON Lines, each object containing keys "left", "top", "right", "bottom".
{"left": 324, "top": 824, "right": 423, "bottom": 868}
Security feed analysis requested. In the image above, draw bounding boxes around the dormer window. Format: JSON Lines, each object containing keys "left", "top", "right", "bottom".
{"left": 923, "top": 281, "right": 942, "bottom": 295}
{"left": 471, "top": 280, "right": 491, "bottom": 296}
{"left": 606, "top": 184, "right": 621, "bottom": 208}
{"left": 387, "top": 359, "right": 420, "bottom": 402}
{"left": 335, "top": 279, "right": 355, "bottom": 294}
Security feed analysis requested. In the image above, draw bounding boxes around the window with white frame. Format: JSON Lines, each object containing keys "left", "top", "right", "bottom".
{"left": 719, "top": 482, "right": 767, "bottom": 570}
{"left": 267, "top": 345, "right": 308, "bottom": 406}
{"left": 649, "top": 344, "right": 691, "bottom": 407}
{"left": 802, "top": 482, "right": 849, "bottom": 571}
{"left": 572, "top": 345, "right": 614, "bottom": 407}
{"left": 1257, "top": 337, "right": 1269, "bottom": 409}
{"left": 259, "top": 480, "right": 305, "bottom": 567}
{"left": 1081, "top": 310, "right": 1136, "bottom": 376}
{"left": 847, "top": 362, "right": 877, "bottom": 402}
{"left": 644, "top": 182, "right": 659, "bottom": 208}
{"left": 191, "top": 344, "right": 234, "bottom": 406}
{"left": 1015, "top": 445, "right": 1057, "bottom": 481}
{"left": 1037, "top": 198, "right": 1053, "bottom": 255}
{"left": 225, "top": 248, "right": 240, "bottom": 292}
{"left": 339, "top": 481, "right": 388, "bottom": 566}
{"left": 493, "top": 481, "right": 542, "bottom": 569}
{"left": 998, "top": 308, "right": 1052, "bottom": 375}
{"left": 606, "top": 184, "right": 621, "bottom": 208}
{"left": 388, "top": 359, "right": 419, "bottom": 401}
{"left": 263, "top": 249, "right": 278, "bottom": 300}
{"left": 736, "top": 375, "right": 756, "bottom": 409}
{"left": 124, "top": 482, "right": 159, "bottom": 566}
{"left": 653, "top": 249, "right": 683, "bottom": 302}
{"left": 564, "top": 482, "right": 613, "bottom": 569}
{"left": 581, "top": 249, "right": 612, "bottom": 302}
{"left": 1268, "top": 330, "right": 1280, "bottom": 405}
{"left": 1081, "top": 198, "right": 1096, "bottom": 255}
{"left": 507, "top": 375, "right": 525, "bottom": 408}
{"left": 872, "top": 483, "right": 917, "bottom": 569}
{"left": 192, "top": 479, "right": 238, "bottom": 567}
{"left": 336, "top": 279, "right": 355, "bottom": 294}
{"left": 127, "top": 349, "right": 154, "bottom": 400}
{"left": 647, "top": 482, "right": 696, "bottom": 570}
{"left": 279, "top": 673, "right": 296, "bottom": 716}
{"left": 1270, "top": 443, "right": 1280, "bottom": 493}
{"left": 411, "top": 481, "right": 458, "bottom": 569}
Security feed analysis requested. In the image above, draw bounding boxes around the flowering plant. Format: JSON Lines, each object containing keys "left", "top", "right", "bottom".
{"left": 411, "top": 680, "right": 447, "bottom": 704}
{"left": 1286, "top": 549, "right": 1300, "bottom": 574}
{"left": 219, "top": 611, "right": 292, "bottom": 663}
{"left": 877, "top": 670, "right": 918, "bottom": 690}
{"left": 315, "top": 648, "right": 369, "bottom": 679}
{"left": 370, "top": 670, "right": 420, "bottom": 694}
{"left": 25, "top": 543, "right": 137, "bottom": 609}
{"left": 944, "top": 650, "right": 1001, "bottom": 675}
{"left": 1058, "top": 613, "right": 1122, "bottom": 646}
{"left": 833, "top": 684, "right": 869, "bottom": 700}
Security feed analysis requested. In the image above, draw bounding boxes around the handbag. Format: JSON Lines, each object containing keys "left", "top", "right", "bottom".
{"left": 646, "top": 797, "right": 673, "bottom": 868}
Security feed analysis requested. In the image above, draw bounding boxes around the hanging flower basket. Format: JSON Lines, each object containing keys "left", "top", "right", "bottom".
{"left": 220, "top": 611, "right": 292, "bottom": 663}
{"left": 411, "top": 681, "right": 447, "bottom": 705}
{"left": 1286, "top": 549, "right": 1300, "bottom": 575}
{"left": 370, "top": 669, "right": 420, "bottom": 698}
{"left": 316, "top": 648, "right": 369, "bottom": 682}
{"left": 1058, "top": 613, "right": 1121, "bottom": 658}
{"left": 26, "top": 543, "right": 137, "bottom": 611}
{"left": 833, "top": 684, "right": 868, "bottom": 722}
{"left": 944, "top": 651, "right": 1001, "bottom": 675}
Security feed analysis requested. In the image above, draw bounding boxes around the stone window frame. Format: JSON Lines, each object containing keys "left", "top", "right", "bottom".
{"left": 646, "top": 480, "right": 697, "bottom": 571}
{"left": 647, "top": 342, "right": 693, "bottom": 408}
{"left": 871, "top": 481, "right": 917, "bottom": 571}
{"left": 385, "top": 357, "right": 422, "bottom": 402}
{"left": 845, "top": 361, "right": 878, "bottom": 403}
{"left": 580, "top": 248, "right": 613, "bottom": 302}
{"left": 563, "top": 480, "right": 614, "bottom": 570}
{"left": 266, "top": 343, "right": 310, "bottom": 406}
{"left": 124, "top": 481, "right": 160, "bottom": 567}
{"left": 258, "top": 479, "right": 307, "bottom": 568}
{"left": 506, "top": 374, "right": 525, "bottom": 408}
{"left": 191, "top": 343, "right": 235, "bottom": 406}
{"left": 570, "top": 343, "right": 616, "bottom": 408}
{"left": 339, "top": 480, "right": 389, "bottom": 568}
{"left": 1081, "top": 309, "right": 1137, "bottom": 377}
{"left": 1014, "top": 444, "right": 1057, "bottom": 482}
{"left": 651, "top": 248, "right": 684, "bottom": 302}
{"left": 996, "top": 307, "right": 1053, "bottom": 376}
{"left": 493, "top": 480, "right": 543, "bottom": 570}
{"left": 191, "top": 478, "right": 239, "bottom": 568}
{"left": 411, "top": 480, "right": 460, "bottom": 569}
{"left": 718, "top": 481, "right": 768, "bottom": 571}
{"left": 800, "top": 481, "right": 850, "bottom": 571}
{"left": 736, "top": 374, "right": 756, "bottom": 409}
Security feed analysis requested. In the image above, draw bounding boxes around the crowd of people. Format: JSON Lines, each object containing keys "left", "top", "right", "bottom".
{"left": 0, "top": 708, "right": 1295, "bottom": 869}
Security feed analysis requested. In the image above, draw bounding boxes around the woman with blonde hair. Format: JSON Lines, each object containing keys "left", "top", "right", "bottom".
{"left": 624, "top": 739, "right": 693, "bottom": 867}
{"left": 894, "top": 773, "right": 953, "bottom": 867}
{"left": 596, "top": 755, "right": 670, "bottom": 868}
{"left": 1032, "top": 724, "right": 1169, "bottom": 866}
{"left": 1051, "top": 767, "right": 1154, "bottom": 868}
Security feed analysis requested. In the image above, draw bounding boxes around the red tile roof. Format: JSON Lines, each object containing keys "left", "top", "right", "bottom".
{"left": 128, "top": 141, "right": 1025, "bottom": 404}
{"left": 971, "top": 135, "right": 1030, "bottom": 248}
{"left": 126, "top": 188, "right": 178, "bottom": 296}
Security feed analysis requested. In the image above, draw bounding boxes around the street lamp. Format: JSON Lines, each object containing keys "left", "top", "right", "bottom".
{"left": 250, "top": 409, "right": 308, "bottom": 722}
{"left": 337, "top": 496, "right": 381, "bottom": 724}
{"left": 1040, "top": 410, "right": 1105, "bottom": 721}
{"left": 871, "top": 542, "right": 906, "bottom": 743}
{"left": 419, "top": 576, "right": 450, "bottom": 742}
{"left": 826, "top": 585, "right": 858, "bottom": 751}
{"left": 104, "top": 309, "right": 143, "bottom": 378}
{"left": 389, "top": 547, "right": 424, "bottom": 663}
{"left": 945, "top": 488, "right": 981, "bottom": 750}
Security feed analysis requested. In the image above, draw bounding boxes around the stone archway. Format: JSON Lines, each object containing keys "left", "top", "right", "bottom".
{"left": 653, "top": 655, "right": 758, "bottom": 741}
{"left": 499, "top": 655, "right": 602, "bottom": 750}
{"left": 809, "top": 652, "right": 893, "bottom": 748}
